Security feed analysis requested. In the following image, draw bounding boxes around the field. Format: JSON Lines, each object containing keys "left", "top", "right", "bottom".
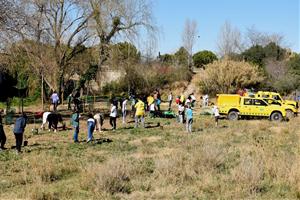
{"left": 0, "top": 104, "right": 300, "bottom": 200}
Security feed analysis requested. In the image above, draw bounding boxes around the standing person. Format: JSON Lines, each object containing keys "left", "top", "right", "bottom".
{"left": 87, "top": 114, "right": 95, "bottom": 143}
{"left": 185, "top": 105, "right": 193, "bottom": 133}
{"left": 50, "top": 91, "right": 60, "bottom": 111}
{"left": 109, "top": 103, "right": 117, "bottom": 130}
{"left": 168, "top": 92, "right": 173, "bottom": 111}
{"left": 149, "top": 102, "right": 156, "bottom": 118}
{"left": 178, "top": 103, "right": 185, "bottom": 123}
{"left": 13, "top": 113, "right": 27, "bottom": 153}
{"left": 0, "top": 110, "right": 7, "bottom": 150}
{"left": 71, "top": 110, "right": 80, "bottom": 143}
{"left": 122, "top": 98, "right": 128, "bottom": 124}
{"left": 67, "top": 94, "right": 72, "bottom": 110}
{"left": 212, "top": 105, "right": 220, "bottom": 127}
{"left": 204, "top": 94, "right": 209, "bottom": 107}
{"left": 130, "top": 95, "right": 136, "bottom": 118}
{"left": 134, "top": 98, "right": 145, "bottom": 128}
{"left": 94, "top": 112, "right": 104, "bottom": 132}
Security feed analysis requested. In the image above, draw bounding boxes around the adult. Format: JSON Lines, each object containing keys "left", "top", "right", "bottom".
{"left": 67, "top": 94, "right": 72, "bottom": 110}
{"left": 13, "top": 113, "right": 27, "bottom": 153}
{"left": 109, "top": 103, "right": 117, "bottom": 130}
{"left": 178, "top": 103, "right": 185, "bottom": 123}
{"left": 71, "top": 110, "right": 80, "bottom": 143}
{"left": 122, "top": 98, "right": 128, "bottom": 124}
{"left": 168, "top": 92, "right": 173, "bottom": 111}
{"left": 212, "top": 105, "right": 220, "bottom": 127}
{"left": 50, "top": 91, "right": 60, "bottom": 111}
{"left": 0, "top": 110, "right": 7, "bottom": 150}
{"left": 40, "top": 111, "right": 51, "bottom": 130}
{"left": 203, "top": 94, "right": 209, "bottom": 107}
{"left": 185, "top": 105, "right": 193, "bottom": 133}
{"left": 47, "top": 112, "right": 64, "bottom": 132}
{"left": 87, "top": 113, "right": 95, "bottom": 142}
{"left": 72, "top": 89, "right": 81, "bottom": 111}
{"left": 134, "top": 98, "right": 145, "bottom": 128}
{"left": 190, "top": 93, "right": 196, "bottom": 108}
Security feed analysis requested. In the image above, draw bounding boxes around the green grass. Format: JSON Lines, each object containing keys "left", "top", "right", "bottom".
{"left": 0, "top": 114, "right": 300, "bottom": 199}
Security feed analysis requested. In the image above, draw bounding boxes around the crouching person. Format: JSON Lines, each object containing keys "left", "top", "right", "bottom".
{"left": 13, "top": 113, "right": 27, "bottom": 153}
{"left": 87, "top": 114, "right": 95, "bottom": 143}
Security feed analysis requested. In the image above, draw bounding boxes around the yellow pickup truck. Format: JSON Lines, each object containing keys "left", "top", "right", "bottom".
{"left": 217, "top": 94, "right": 287, "bottom": 121}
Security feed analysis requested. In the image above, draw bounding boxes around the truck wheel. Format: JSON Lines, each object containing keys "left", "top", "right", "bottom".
{"left": 228, "top": 111, "right": 239, "bottom": 120}
{"left": 286, "top": 109, "right": 294, "bottom": 119}
{"left": 270, "top": 112, "right": 283, "bottom": 121}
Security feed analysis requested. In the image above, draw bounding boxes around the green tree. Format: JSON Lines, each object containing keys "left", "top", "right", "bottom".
{"left": 264, "top": 42, "right": 286, "bottom": 60}
{"left": 159, "top": 53, "right": 175, "bottom": 65}
{"left": 241, "top": 45, "right": 265, "bottom": 67}
{"left": 192, "top": 50, "right": 217, "bottom": 68}
{"left": 174, "top": 47, "right": 189, "bottom": 67}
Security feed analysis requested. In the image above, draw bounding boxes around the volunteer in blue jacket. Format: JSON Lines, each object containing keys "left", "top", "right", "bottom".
{"left": 13, "top": 113, "right": 27, "bottom": 153}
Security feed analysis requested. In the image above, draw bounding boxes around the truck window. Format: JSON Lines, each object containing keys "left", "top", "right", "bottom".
{"left": 244, "top": 99, "right": 252, "bottom": 105}
{"left": 254, "top": 99, "right": 267, "bottom": 106}
{"left": 273, "top": 95, "right": 282, "bottom": 101}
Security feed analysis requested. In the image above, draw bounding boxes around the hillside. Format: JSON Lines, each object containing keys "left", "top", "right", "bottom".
{"left": 1, "top": 103, "right": 300, "bottom": 199}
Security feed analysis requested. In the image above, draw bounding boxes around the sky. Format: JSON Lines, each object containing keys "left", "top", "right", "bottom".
{"left": 152, "top": 0, "right": 300, "bottom": 54}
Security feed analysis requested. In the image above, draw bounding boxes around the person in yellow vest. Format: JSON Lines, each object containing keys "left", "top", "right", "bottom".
{"left": 134, "top": 98, "right": 145, "bottom": 128}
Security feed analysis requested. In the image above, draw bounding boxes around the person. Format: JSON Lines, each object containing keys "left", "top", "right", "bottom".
{"left": 71, "top": 110, "right": 80, "bottom": 143}
{"left": 40, "top": 111, "right": 51, "bottom": 130}
{"left": 50, "top": 91, "right": 60, "bottom": 111}
{"left": 190, "top": 93, "right": 196, "bottom": 108}
{"left": 122, "top": 98, "right": 128, "bottom": 124}
{"left": 87, "top": 114, "right": 95, "bottom": 143}
{"left": 212, "top": 105, "right": 220, "bottom": 127}
{"left": 109, "top": 103, "right": 117, "bottom": 130}
{"left": 149, "top": 102, "right": 156, "bottom": 118}
{"left": 72, "top": 89, "right": 81, "bottom": 111}
{"left": 185, "top": 105, "right": 193, "bottom": 133}
{"left": 203, "top": 94, "right": 209, "bottom": 107}
{"left": 180, "top": 94, "right": 185, "bottom": 105}
{"left": 0, "top": 110, "right": 7, "bottom": 150}
{"left": 178, "top": 103, "right": 185, "bottom": 123}
{"left": 94, "top": 112, "right": 104, "bottom": 132}
{"left": 168, "top": 92, "right": 173, "bottom": 111}
{"left": 67, "top": 94, "right": 72, "bottom": 110}
{"left": 134, "top": 98, "right": 145, "bottom": 128}
{"left": 130, "top": 95, "right": 136, "bottom": 118}
{"left": 13, "top": 113, "right": 27, "bottom": 153}
{"left": 47, "top": 112, "right": 64, "bottom": 132}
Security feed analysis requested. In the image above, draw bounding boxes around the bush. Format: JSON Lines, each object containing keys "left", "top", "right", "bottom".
{"left": 193, "top": 50, "right": 218, "bottom": 68}
{"left": 199, "top": 59, "right": 265, "bottom": 94}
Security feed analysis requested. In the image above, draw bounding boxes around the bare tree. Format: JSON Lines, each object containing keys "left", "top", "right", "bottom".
{"left": 80, "top": 0, "right": 156, "bottom": 87}
{"left": 182, "top": 18, "right": 198, "bottom": 70}
{"left": 246, "top": 26, "right": 285, "bottom": 47}
{"left": 217, "top": 21, "right": 244, "bottom": 57}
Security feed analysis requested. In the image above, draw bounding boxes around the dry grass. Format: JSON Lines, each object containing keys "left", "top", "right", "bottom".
{"left": 1, "top": 107, "right": 300, "bottom": 199}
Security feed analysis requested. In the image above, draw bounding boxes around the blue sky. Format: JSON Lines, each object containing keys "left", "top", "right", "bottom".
{"left": 152, "top": 0, "right": 300, "bottom": 54}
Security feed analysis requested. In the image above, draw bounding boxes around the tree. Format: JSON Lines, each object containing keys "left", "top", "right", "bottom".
{"left": 80, "top": 0, "right": 155, "bottom": 88}
{"left": 217, "top": 21, "right": 244, "bottom": 58}
{"left": 182, "top": 18, "right": 198, "bottom": 70}
{"left": 199, "top": 60, "right": 264, "bottom": 94}
{"left": 246, "top": 26, "right": 285, "bottom": 47}
{"left": 174, "top": 47, "right": 189, "bottom": 67}
{"left": 192, "top": 50, "right": 217, "bottom": 68}
{"left": 241, "top": 45, "right": 266, "bottom": 67}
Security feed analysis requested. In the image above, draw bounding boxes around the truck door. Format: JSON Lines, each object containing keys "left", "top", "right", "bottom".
{"left": 242, "top": 98, "right": 252, "bottom": 115}
{"left": 252, "top": 99, "right": 268, "bottom": 116}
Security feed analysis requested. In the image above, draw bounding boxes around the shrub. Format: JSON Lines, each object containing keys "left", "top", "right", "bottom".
{"left": 199, "top": 59, "right": 265, "bottom": 94}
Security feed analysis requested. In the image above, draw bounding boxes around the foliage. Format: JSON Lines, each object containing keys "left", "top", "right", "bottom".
{"left": 199, "top": 60, "right": 265, "bottom": 94}
{"left": 241, "top": 45, "right": 266, "bottom": 67}
{"left": 159, "top": 54, "right": 175, "bottom": 65}
{"left": 263, "top": 42, "right": 286, "bottom": 60}
{"left": 192, "top": 50, "right": 218, "bottom": 68}
{"left": 174, "top": 47, "right": 189, "bottom": 66}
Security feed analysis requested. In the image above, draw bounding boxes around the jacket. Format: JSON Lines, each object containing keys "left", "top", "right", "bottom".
{"left": 14, "top": 116, "right": 27, "bottom": 134}
{"left": 135, "top": 100, "right": 145, "bottom": 116}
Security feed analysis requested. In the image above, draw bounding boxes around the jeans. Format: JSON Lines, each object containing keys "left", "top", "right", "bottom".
{"left": 0, "top": 125, "right": 6, "bottom": 149}
{"left": 14, "top": 133, "right": 23, "bottom": 152}
{"left": 168, "top": 100, "right": 172, "bottom": 110}
{"left": 135, "top": 115, "right": 145, "bottom": 128}
{"left": 110, "top": 117, "right": 116, "bottom": 129}
{"left": 186, "top": 119, "right": 193, "bottom": 133}
{"left": 178, "top": 114, "right": 183, "bottom": 123}
{"left": 87, "top": 123, "right": 95, "bottom": 142}
{"left": 73, "top": 126, "right": 79, "bottom": 142}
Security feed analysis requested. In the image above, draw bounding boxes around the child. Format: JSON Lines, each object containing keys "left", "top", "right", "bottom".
{"left": 212, "top": 105, "right": 220, "bottom": 127}
{"left": 149, "top": 102, "right": 155, "bottom": 118}
{"left": 134, "top": 98, "right": 145, "bottom": 128}
{"left": 185, "top": 105, "right": 193, "bottom": 133}
{"left": 87, "top": 114, "right": 95, "bottom": 142}
{"left": 109, "top": 103, "right": 117, "bottom": 130}
{"left": 71, "top": 110, "right": 80, "bottom": 143}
